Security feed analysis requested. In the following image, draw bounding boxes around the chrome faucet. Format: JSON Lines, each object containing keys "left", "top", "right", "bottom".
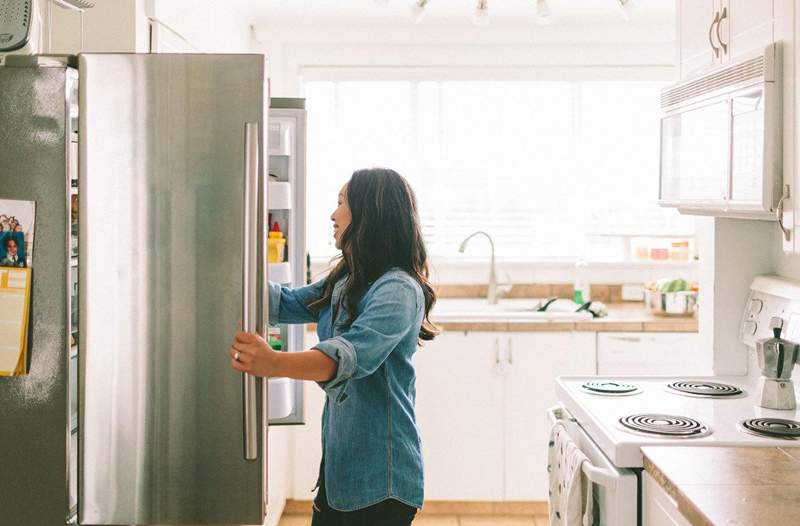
{"left": 458, "top": 230, "right": 499, "bottom": 304}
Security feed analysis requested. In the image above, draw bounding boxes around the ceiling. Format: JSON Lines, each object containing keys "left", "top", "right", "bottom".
{"left": 234, "top": 0, "right": 673, "bottom": 26}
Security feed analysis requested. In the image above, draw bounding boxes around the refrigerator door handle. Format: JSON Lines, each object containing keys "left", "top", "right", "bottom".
{"left": 242, "top": 122, "right": 259, "bottom": 461}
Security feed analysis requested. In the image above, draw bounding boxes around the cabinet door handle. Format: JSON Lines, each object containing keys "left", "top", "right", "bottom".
{"left": 507, "top": 338, "right": 513, "bottom": 365}
{"left": 708, "top": 11, "right": 721, "bottom": 59}
{"left": 495, "top": 337, "right": 501, "bottom": 365}
{"left": 716, "top": 6, "right": 728, "bottom": 55}
{"left": 777, "top": 184, "right": 792, "bottom": 242}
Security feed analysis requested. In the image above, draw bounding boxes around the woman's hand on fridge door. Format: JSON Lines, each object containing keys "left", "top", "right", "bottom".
{"left": 229, "top": 331, "right": 338, "bottom": 382}
{"left": 229, "top": 331, "right": 279, "bottom": 377}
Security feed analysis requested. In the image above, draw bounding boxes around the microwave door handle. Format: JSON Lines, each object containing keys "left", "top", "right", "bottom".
{"left": 708, "top": 11, "right": 720, "bottom": 59}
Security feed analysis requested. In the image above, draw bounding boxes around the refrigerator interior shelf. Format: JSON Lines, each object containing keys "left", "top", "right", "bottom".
{"left": 70, "top": 257, "right": 78, "bottom": 267}
{"left": 268, "top": 262, "right": 292, "bottom": 284}
{"left": 268, "top": 181, "right": 292, "bottom": 209}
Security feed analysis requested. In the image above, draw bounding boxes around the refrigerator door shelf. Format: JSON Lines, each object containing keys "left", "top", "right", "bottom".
{"left": 268, "top": 181, "right": 292, "bottom": 209}
{"left": 268, "top": 377, "right": 293, "bottom": 420}
{"left": 267, "top": 121, "right": 293, "bottom": 156}
{"left": 269, "top": 262, "right": 292, "bottom": 284}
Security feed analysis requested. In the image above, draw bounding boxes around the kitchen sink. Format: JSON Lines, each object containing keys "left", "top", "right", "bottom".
{"left": 432, "top": 298, "right": 594, "bottom": 322}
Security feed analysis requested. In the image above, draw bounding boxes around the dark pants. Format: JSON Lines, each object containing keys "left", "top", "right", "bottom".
{"left": 311, "top": 468, "right": 418, "bottom": 526}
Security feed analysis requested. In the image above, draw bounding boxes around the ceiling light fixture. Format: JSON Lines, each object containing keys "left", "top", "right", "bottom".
{"left": 535, "top": 0, "right": 551, "bottom": 25}
{"left": 617, "top": 0, "right": 635, "bottom": 21}
{"left": 411, "top": 0, "right": 429, "bottom": 24}
{"left": 473, "top": 0, "right": 489, "bottom": 26}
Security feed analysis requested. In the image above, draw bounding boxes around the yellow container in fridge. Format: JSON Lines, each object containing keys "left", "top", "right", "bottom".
{"left": 268, "top": 231, "right": 286, "bottom": 263}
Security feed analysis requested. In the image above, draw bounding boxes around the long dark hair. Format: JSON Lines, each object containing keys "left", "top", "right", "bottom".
{"left": 307, "top": 168, "right": 438, "bottom": 341}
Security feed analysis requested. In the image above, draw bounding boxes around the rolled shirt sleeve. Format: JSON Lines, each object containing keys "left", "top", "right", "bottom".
{"left": 267, "top": 279, "right": 325, "bottom": 325}
{"left": 314, "top": 277, "right": 420, "bottom": 396}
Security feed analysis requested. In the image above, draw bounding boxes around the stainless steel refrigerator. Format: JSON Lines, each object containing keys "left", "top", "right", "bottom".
{"left": 0, "top": 53, "right": 276, "bottom": 525}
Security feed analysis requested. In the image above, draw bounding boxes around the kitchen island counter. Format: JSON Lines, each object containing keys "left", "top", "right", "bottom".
{"left": 642, "top": 446, "right": 800, "bottom": 526}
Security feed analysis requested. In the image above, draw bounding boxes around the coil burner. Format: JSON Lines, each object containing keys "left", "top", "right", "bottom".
{"left": 580, "top": 381, "right": 641, "bottom": 396}
{"left": 740, "top": 418, "right": 800, "bottom": 440}
{"left": 666, "top": 381, "right": 744, "bottom": 398}
{"left": 619, "top": 414, "right": 712, "bottom": 438}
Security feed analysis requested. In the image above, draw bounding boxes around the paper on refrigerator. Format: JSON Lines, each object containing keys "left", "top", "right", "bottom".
{"left": 0, "top": 199, "right": 34, "bottom": 376}
{"left": 0, "top": 267, "right": 31, "bottom": 376}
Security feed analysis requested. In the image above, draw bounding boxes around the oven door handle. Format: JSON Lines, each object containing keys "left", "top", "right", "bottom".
{"left": 582, "top": 461, "right": 619, "bottom": 490}
{"left": 547, "top": 405, "right": 576, "bottom": 427}
{"left": 548, "top": 405, "right": 620, "bottom": 490}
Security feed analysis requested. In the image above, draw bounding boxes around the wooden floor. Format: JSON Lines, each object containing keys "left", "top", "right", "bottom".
{"left": 278, "top": 513, "right": 549, "bottom": 525}
{"left": 278, "top": 500, "right": 549, "bottom": 525}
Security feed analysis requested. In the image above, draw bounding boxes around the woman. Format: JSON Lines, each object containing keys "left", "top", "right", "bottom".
{"left": 229, "top": 167, "right": 438, "bottom": 525}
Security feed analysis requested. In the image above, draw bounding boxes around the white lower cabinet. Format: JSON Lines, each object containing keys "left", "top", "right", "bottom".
{"left": 414, "top": 331, "right": 506, "bottom": 500}
{"left": 414, "top": 330, "right": 597, "bottom": 502}
{"left": 643, "top": 471, "right": 693, "bottom": 526}
{"left": 504, "top": 332, "right": 596, "bottom": 500}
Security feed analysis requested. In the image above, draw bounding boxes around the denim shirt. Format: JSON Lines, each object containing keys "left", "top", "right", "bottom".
{"left": 267, "top": 269, "right": 425, "bottom": 511}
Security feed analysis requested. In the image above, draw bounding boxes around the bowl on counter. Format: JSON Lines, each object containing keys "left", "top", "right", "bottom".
{"left": 644, "top": 290, "right": 697, "bottom": 317}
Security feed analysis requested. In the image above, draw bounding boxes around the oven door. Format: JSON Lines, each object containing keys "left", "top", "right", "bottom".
{"left": 547, "top": 406, "right": 639, "bottom": 526}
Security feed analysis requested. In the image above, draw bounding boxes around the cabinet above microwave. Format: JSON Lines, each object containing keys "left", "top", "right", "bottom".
{"left": 659, "top": 43, "right": 782, "bottom": 219}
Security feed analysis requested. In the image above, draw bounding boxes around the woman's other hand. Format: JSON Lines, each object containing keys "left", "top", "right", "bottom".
{"left": 229, "top": 331, "right": 278, "bottom": 377}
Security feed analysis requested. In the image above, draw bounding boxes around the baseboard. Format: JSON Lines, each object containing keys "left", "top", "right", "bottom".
{"left": 282, "top": 499, "right": 548, "bottom": 516}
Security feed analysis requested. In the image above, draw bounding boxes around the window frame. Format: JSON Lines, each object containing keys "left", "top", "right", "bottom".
{"left": 300, "top": 66, "right": 697, "bottom": 277}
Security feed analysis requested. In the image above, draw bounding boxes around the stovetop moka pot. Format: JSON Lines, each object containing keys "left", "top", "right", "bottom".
{"left": 756, "top": 317, "right": 800, "bottom": 409}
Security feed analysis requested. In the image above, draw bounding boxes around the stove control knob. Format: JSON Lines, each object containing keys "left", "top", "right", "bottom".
{"left": 743, "top": 321, "right": 758, "bottom": 335}
{"left": 750, "top": 299, "right": 764, "bottom": 313}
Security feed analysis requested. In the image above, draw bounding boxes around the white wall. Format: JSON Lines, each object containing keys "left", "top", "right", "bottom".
{"left": 146, "top": 0, "right": 255, "bottom": 53}
{"left": 42, "top": 0, "right": 149, "bottom": 54}
{"left": 42, "top": 0, "right": 255, "bottom": 54}
{"left": 697, "top": 219, "right": 777, "bottom": 376}
{"left": 253, "top": 14, "right": 676, "bottom": 97}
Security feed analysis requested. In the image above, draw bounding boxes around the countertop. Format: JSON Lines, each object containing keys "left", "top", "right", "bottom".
{"left": 642, "top": 446, "right": 800, "bottom": 526}
{"left": 432, "top": 301, "right": 698, "bottom": 332}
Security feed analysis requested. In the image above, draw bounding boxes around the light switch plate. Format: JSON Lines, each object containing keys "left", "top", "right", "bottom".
{"left": 622, "top": 283, "right": 645, "bottom": 301}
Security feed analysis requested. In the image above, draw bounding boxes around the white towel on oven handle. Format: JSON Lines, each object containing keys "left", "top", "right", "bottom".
{"left": 547, "top": 423, "right": 595, "bottom": 526}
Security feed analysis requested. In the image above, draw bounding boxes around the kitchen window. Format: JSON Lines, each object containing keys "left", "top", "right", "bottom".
{"left": 304, "top": 80, "right": 694, "bottom": 263}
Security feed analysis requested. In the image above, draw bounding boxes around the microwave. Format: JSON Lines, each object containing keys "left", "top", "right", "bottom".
{"left": 659, "top": 43, "right": 782, "bottom": 218}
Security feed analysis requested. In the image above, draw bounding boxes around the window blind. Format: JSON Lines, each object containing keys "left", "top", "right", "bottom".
{"left": 304, "top": 80, "right": 694, "bottom": 262}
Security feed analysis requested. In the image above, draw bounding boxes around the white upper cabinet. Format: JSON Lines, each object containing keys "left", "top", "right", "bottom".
{"left": 726, "top": 0, "right": 775, "bottom": 63}
{"left": 677, "top": 0, "right": 775, "bottom": 81}
{"left": 677, "top": 0, "right": 719, "bottom": 80}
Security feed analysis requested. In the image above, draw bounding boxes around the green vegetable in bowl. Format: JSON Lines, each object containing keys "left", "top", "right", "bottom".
{"left": 656, "top": 278, "right": 691, "bottom": 293}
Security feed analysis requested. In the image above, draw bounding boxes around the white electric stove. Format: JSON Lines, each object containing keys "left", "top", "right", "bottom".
{"left": 550, "top": 276, "right": 800, "bottom": 526}
{"left": 556, "top": 375, "right": 800, "bottom": 469}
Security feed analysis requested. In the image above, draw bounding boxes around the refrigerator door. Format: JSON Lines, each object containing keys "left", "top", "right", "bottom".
{"left": 78, "top": 54, "right": 268, "bottom": 525}
{"left": 0, "top": 56, "right": 73, "bottom": 526}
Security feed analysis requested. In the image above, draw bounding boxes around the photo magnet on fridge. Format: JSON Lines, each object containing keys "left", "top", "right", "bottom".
{"left": 0, "top": 199, "right": 35, "bottom": 268}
